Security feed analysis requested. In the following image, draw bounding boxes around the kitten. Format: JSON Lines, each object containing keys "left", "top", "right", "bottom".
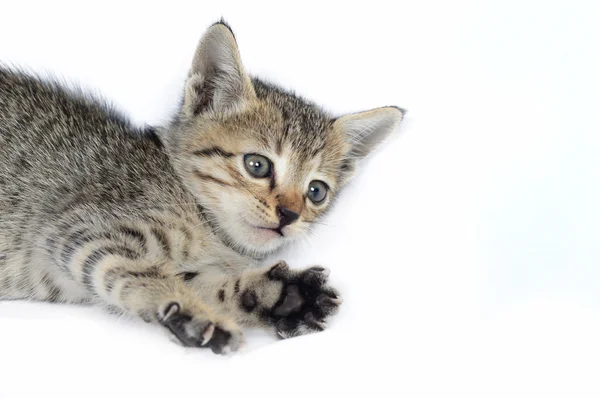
{"left": 0, "top": 21, "right": 404, "bottom": 354}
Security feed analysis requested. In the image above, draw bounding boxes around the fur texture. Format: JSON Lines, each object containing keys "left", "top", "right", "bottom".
{"left": 0, "top": 21, "right": 403, "bottom": 353}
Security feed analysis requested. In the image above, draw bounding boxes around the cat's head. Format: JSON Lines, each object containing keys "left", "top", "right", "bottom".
{"left": 164, "top": 21, "right": 404, "bottom": 258}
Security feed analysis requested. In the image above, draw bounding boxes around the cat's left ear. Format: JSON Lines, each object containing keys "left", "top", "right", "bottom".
{"left": 333, "top": 106, "right": 405, "bottom": 182}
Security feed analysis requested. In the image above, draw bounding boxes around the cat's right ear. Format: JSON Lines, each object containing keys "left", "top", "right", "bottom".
{"left": 183, "top": 21, "right": 256, "bottom": 117}
{"left": 333, "top": 106, "right": 405, "bottom": 185}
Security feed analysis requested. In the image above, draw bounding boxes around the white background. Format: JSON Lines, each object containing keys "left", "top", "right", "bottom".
{"left": 1, "top": 0, "right": 599, "bottom": 396}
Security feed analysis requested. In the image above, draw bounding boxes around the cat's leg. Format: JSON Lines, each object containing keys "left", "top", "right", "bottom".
{"left": 90, "top": 260, "right": 244, "bottom": 353}
{"left": 99, "top": 268, "right": 243, "bottom": 353}
{"left": 190, "top": 262, "right": 342, "bottom": 339}
{"left": 54, "top": 226, "right": 244, "bottom": 353}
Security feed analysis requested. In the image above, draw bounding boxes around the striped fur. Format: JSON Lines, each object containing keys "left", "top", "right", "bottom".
{"left": 0, "top": 21, "right": 403, "bottom": 353}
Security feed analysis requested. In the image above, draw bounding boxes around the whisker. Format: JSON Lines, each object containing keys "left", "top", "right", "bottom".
{"left": 304, "top": 220, "right": 333, "bottom": 227}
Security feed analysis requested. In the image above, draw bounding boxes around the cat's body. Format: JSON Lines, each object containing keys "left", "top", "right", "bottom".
{"left": 0, "top": 21, "right": 403, "bottom": 353}
{"left": 0, "top": 67, "right": 248, "bottom": 303}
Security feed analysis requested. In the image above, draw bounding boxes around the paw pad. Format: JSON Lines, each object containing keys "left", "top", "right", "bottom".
{"left": 270, "top": 265, "right": 342, "bottom": 339}
{"left": 273, "top": 285, "right": 304, "bottom": 317}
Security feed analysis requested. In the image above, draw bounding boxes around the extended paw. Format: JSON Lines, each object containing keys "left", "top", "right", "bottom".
{"left": 268, "top": 262, "right": 342, "bottom": 339}
{"left": 158, "top": 302, "right": 243, "bottom": 354}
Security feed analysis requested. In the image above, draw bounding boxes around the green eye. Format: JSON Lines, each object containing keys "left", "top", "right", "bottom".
{"left": 307, "top": 180, "right": 328, "bottom": 204}
{"left": 243, "top": 154, "right": 272, "bottom": 178}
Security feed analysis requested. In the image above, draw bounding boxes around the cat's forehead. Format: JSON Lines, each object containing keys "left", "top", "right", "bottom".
{"left": 250, "top": 79, "right": 344, "bottom": 163}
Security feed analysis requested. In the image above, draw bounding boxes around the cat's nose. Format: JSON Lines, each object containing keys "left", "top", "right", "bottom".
{"left": 276, "top": 206, "right": 300, "bottom": 228}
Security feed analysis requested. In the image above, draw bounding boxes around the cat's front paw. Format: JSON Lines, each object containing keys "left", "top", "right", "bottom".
{"left": 158, "top": 302, "right": 244, "bottom": 354}
{"left": 267, "top": 262, "right": 342, "bottom": 339}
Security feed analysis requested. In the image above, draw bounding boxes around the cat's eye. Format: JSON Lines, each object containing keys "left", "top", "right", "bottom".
{"left": 307, "top": 180, "right": 328, "bottom": 204}
{"left": 243, "top": 154, "right": 272, "bottom": 178}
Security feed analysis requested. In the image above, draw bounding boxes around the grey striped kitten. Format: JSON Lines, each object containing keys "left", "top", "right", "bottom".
{"left": 0, "top": 21, "right": 404, "bottom": 354}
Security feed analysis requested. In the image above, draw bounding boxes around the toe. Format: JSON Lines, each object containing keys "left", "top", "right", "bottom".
{"left": 208, "top": 327, "right": 232, "bottom": 354}
{"left": 315, "top": 293, "right": 342, "bottom": 316}
{"left": 268, "top": 261, "right": 290, "bottom": 280}
{"left": 302, "top": 266, "right": 330, "bottom": 286}
{"left": 206, "top": 325, "right": 244, "bottom": 354}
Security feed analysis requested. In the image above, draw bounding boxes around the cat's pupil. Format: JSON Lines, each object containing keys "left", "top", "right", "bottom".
{"left": 250, "top": 160, "right": 261, "bottom": 169}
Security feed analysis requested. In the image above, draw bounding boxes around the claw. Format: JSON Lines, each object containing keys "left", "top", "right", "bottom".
{"left": 201, "top": 323, "right": 215, "bottom": 346}
{"left": 162, "top": 302, "right": 180, "bottom": 322}
{"left": 316, "top": 293, "right": 342, "bottom": 307}
{"left": 304, "top": 312, "right": 327, "bottom": 330}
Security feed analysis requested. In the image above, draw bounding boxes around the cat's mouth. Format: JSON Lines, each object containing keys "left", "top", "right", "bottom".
{"left": 257, "top": 226, "right": 284, "bottom": 237}
{"left": 241, "top": 219, "right": 285, "bottom": 240}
